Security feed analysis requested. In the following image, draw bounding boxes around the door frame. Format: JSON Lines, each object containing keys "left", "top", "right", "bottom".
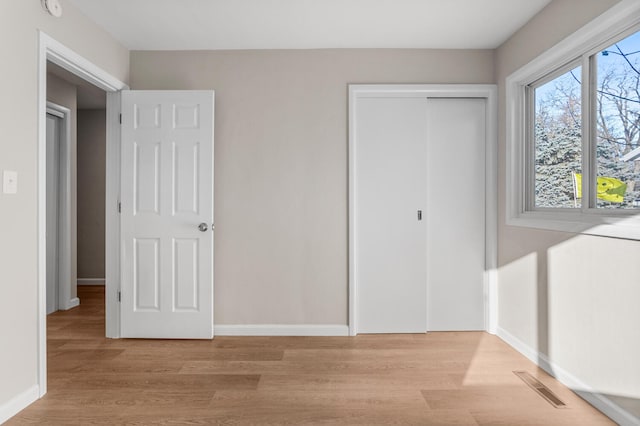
{"left": 37, "top": 31, "right": 128, "bottom": 397}
{"left": 348, "top": 84, "right": 498, "bottom": 336}
{"left": 45, "top": 102, "right": 76, "bottom": 312}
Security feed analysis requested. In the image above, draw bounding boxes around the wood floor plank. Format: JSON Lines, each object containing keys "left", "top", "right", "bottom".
{"left": 49, "top": 348, "right": 125, "bottom": 360}
{"left": 59, "top": 373, "right": 261, "bottom": 392}
{"left": 65, "top": 359, "right": 186, "bottom": 374}
{"left": 115, "top": 347, "right": 285, "bottom": 361}
{"left": 22, "top": 389, "right": 215, "bottom": 411}
{"left": 210, "top": 389, "right": 429, "bottom": 409}
{"left": 181, "top": 359, "right": 469, "bottom": 375}
{"left": 257, "top": 373, "right": 461, "bottom": 391}
{"left": 6, "top": 285, "right": 615, "bottom": 425}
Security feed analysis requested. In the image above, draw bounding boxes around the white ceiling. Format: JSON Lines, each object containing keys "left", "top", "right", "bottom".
{"left": 68, "top": 0, "right": 552, "bottom": 50}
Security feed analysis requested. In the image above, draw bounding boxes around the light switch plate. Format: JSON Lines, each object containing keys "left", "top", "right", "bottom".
{"left": 3, "top": 170, "right": 18, "bottom": 194}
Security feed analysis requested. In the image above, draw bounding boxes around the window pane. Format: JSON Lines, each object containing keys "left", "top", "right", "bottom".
{"left": 596, "top": 31, "right": 640, "bottom": 209}
{"left": 534, "top": 66, "right": 582, "bottom": 208}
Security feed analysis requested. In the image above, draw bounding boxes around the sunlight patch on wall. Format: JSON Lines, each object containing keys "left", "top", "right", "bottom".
{"left": 547, "top": 235, "right": 640, "bottom": 398}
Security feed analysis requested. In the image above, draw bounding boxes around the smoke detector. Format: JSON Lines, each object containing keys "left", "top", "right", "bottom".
{"left": 42, "top": 0, "right": 63, "bottom": 18}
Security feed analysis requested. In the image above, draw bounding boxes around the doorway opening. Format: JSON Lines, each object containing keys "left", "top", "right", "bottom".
{"left": 38, "top": 31, "right": 128, "bottom": 397}
{"left": 347, "top": 84, "right": 498, "bottom": 336}
{"left": 45, "top": 62, "right": 108, "bottom": 315}
{"left": 38, "top": 32, "right": 217, "bottom": 399}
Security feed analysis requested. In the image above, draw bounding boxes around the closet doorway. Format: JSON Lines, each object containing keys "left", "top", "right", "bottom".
{"left": 348, "top": 85, "right": 497, "bottom": 335}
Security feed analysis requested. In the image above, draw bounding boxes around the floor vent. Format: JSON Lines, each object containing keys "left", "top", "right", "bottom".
{"left": 514, "top": 371, "right": 567, "bottom": 408}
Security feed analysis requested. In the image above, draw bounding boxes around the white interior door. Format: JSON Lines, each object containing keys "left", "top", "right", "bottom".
{"left": 355, "top": 97, "right": 428, "bottom": 333}
{"left": 46, "top": 113, "right": 60, "bottom": 315}
{"left": 426, "top": 98, "right": 486, "bottom": 331}
{"left": 120, "top": 90, "right": 214, "bottom": 339}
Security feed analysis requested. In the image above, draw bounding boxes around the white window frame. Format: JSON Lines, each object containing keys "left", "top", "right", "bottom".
{"left": 506, "top": 0, "right": 640, "bottom": 241}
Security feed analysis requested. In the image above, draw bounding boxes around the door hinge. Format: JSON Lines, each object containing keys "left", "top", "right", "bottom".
{"left": 119, "top": 113, "right": 122, "bottom": 124}
{"left": 118, "top": 202, "right": 121, "bottom": 213}
{"left": 118, "top": 291, "right": 121, "bottom": 302}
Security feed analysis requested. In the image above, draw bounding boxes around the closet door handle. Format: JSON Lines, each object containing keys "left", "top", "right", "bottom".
{"left": 417, "top": 210, "right": 422, "bottom": 221}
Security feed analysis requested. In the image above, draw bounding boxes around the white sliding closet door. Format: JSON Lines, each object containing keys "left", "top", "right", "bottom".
{"left": 352, "top": 91, "right": 487, "bottom": 334}
{"left": 355, "top": 97, "right": 428, "bottom": 333}
{"left": 426, "top": 98, "right": 486, "bottom": 331}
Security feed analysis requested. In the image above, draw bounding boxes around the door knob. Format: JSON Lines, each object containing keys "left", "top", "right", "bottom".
{"left": 198, "top": 223, "right": 208, "bottom": 232}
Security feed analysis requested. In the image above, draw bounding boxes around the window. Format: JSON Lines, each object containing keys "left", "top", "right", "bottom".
{"left": 595, "top": 33, "right": 640, "bottom": 209}
{"left": 506, "top": 2, "right": 640, "bottom": 239}
{"left": 528, "top": 30, "right": 640, "bottom": 211}
{"left": 532, "top": 64, "right": 582, "bottom": 209}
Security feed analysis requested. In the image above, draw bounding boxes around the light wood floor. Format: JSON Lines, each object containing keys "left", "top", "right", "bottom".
{"left": 10, "top": 286, "right": 613, "bottom": 425}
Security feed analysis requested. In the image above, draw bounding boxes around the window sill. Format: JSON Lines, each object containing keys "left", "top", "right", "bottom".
{"left": 506, "top": 211, "right": 640, "bottom": 241}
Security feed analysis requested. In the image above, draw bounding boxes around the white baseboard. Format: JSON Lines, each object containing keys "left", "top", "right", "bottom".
{"left": 77, "top": 278, "right": 105, "bottom": 286}
{"left": 60, "top": 297, "right": 80, "bottom": 311}
{"left": 497, "top": 327, "right": 640, "bottom": 426}
{"left": 496, "top": 327, "right": 540, "bottom": 365}
{"left": 0, "top": 385, "right": 39, "bottom": 424}
{"left": 214, "top": 324, "right": 349, "bottom": 337}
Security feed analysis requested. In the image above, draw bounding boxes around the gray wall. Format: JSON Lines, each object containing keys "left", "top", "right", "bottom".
{"left": 77, "top": 109, "right": 106, "bottom": 279}
{"left": 130, "top": 49, "right": 495, "bottom": 325}
{"left": 0, "top": 0, "right": 128, "bottom": 409}
{"left": 496, "top": 0, "right": 640, "bottom": 402}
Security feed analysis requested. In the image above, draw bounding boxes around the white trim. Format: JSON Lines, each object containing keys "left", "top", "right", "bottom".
{"left": 77, "top": 278, "right": 105, "bottom": 285}
{"left": 505, "top": 0, "right": 640, "bottom": 240}
{"left": 348, "top": 85, "right": 356, "bottom": 336}
{"left": 105, "top": 91, "right": 122, "bottom": 338}
{"left": 45, "top": 107, "right": 64, "bottom": 119}
{"left": 62, "top": 297, "right": 80, "bottom": 310}
{"left": 42, "top": 32, "right": 127, "bottom": 93}
{"left": 348, "top": 84, "right": 498, "bottom": 336}
{"left": 485, "top": 85, "right": 499, "bottom": 335}
{"left": 38, "top": 30, "right": 49, "bottom": 400}
{"left": 485, "top": 270, "right": 499, "bottom": 335}
{"left": 38, "top": 31, "right": 128, "bottom": 399}
{"left": 214, "top": 324, "right": 349, "bottom": 337}
{"left": 0, "top": 385, "right": 39, "bottom": 424}
{"left": 497, "top": 327, "right": 640, "bottom": 426}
